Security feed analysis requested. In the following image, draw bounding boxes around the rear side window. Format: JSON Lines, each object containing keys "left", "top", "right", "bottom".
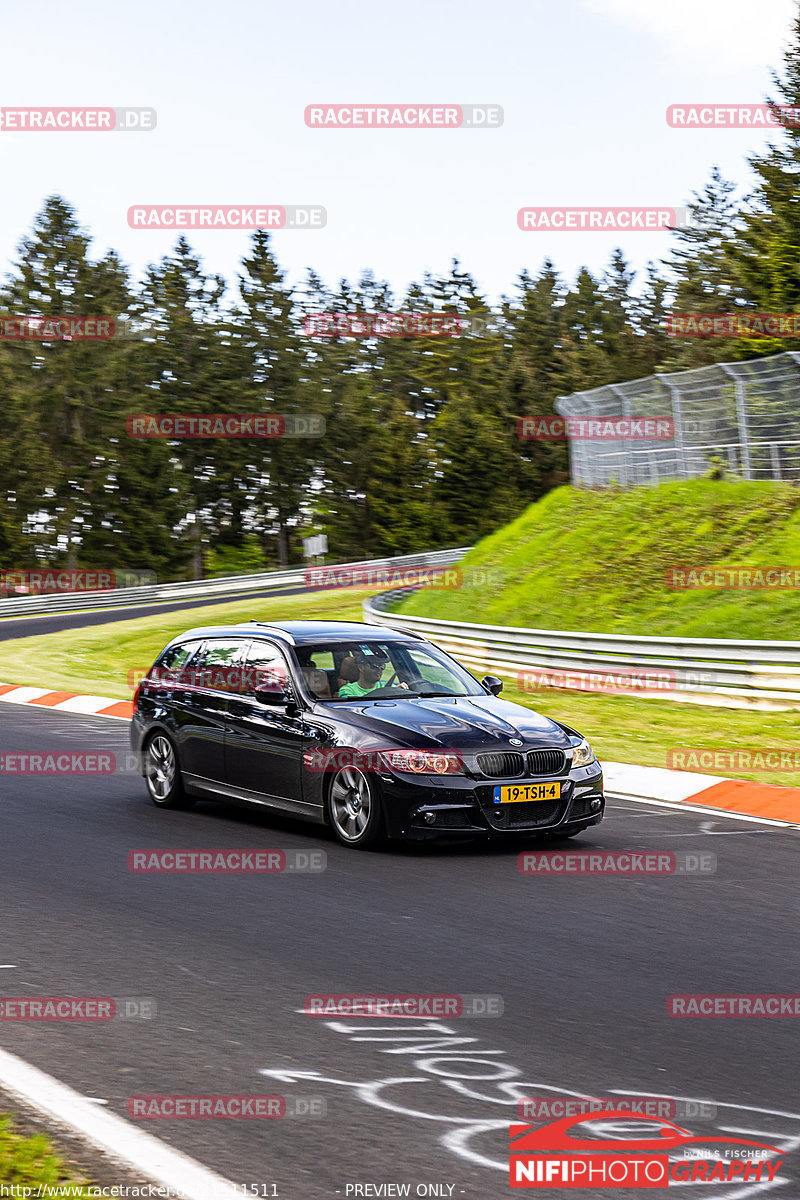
{"left": 155, "top": 641, "right": 201, "bottom": 678}
{"left": 189, "top": 639, "right": 246, "bottom": 692}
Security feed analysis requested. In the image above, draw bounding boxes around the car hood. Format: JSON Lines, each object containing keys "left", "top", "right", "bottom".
{"left": 322, "top": 694, "right": 572, "bottom": 751}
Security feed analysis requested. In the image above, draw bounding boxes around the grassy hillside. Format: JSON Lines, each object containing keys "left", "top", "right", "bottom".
{"left": 398, "top": 480, "right": 800, "bottom": 640}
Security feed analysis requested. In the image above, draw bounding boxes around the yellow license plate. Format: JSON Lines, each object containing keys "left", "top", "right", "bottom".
{"left": 493, "top": 782, "right": 561, "bottom": 804}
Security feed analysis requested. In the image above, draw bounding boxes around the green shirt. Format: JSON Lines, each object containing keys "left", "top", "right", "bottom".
{"left": 338, "top": 679, "right": 374, "bottom": 698}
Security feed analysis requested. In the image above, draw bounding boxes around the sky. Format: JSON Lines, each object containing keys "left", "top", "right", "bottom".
{"left": 0, "top": 0, "right": 797, "bottom": 306}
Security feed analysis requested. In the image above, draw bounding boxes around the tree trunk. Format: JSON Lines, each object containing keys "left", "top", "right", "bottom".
{"left": 191, "top": 511, "right": 204, "bottom": 579}
{"left": 276, "top": 521, "right": 289, "bottom": 569}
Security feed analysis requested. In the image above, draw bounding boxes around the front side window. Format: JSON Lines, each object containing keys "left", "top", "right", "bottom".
{"left": 243, "top": 641, "right": 291, "bottom": 695}
{"left": 291, "top": 641, "right": 481, "bottom": 702}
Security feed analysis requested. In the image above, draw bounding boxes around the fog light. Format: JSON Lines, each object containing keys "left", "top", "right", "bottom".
{"left": 591, "top": 799, "right": 602, "bottom": 811}
{"left": 423, "top": 811, "right": 436, "bottom": 825}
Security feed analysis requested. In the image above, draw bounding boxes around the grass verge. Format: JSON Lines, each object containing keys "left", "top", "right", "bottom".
{"left": 1, "top": 584, "right": 799, "bottom": 786}
{"left": 0, "top": 1113, "right": 94, "bottom": 1192}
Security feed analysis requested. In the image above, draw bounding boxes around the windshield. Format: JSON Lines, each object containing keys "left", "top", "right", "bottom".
{"left": 292, "top": 640, "right": 483, "bottom": 702}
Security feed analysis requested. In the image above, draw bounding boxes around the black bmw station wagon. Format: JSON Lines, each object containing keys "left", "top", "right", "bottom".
{"left": 130, "top": 620, "right": 604, "bottom": 849}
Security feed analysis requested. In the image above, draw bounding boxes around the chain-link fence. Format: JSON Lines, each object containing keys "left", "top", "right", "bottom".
{"left": 555, "top": 351, "right": 800, "bottom": 487}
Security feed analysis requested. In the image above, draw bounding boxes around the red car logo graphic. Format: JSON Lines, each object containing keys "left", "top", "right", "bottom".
{"left": 510, "top": 1110, "right": 782, "bottom": 1155}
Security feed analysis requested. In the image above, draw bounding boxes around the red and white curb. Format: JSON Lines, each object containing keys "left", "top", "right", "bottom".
{"left": 603, "top": 760, "right": 800, "bottom": 826}
{"left": 2, "top": 680, "right": 799, "bottom": 826}
{"left": 0, "top": 682, "right": 132, "bottom": 720}
{"left": 0, "top": 1045, "right": 238, "bottom": 1200}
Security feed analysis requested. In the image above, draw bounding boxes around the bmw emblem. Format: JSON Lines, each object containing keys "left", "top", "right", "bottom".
{"left": 509, "top": 737, "right": 523, "bottom": 747}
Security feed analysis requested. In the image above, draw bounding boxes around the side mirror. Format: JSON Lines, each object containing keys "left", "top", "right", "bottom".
{"left": 481, "top": 675, "right": 503, "bottom": 696}
{"left": 255, "top": 683, "right": 292, "bottom": 706}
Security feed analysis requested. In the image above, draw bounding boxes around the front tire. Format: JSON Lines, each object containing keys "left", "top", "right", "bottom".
{"left": 143, "top": 733, "right": 195, "bottom": 810}
{"left": 326, "top": 766, "right": 385, "bottom": 850}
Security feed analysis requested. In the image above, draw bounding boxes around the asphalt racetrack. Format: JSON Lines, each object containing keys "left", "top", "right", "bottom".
{"left": 1, "top": 703, "right": 798, "bottom": 1197}
{"left": 0, "top": 585, "right": 314, "bottom": 642}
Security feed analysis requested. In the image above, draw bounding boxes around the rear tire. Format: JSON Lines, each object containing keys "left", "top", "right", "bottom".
{"left": 143, "top": 733, "right": 195, "bottom": 810}
{"left": 326, "top": 766, "right": 386, "bottom": 850}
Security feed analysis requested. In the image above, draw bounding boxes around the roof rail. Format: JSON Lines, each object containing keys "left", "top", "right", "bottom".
{"left": 378, "top": 624, "right": 426, "bottom": 641}
{"left": 239, "top": 621, "right": 296, "bottom": 644}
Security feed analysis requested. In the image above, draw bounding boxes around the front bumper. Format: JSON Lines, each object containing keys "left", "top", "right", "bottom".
{"left": 377, "top": 763, "right": 604, "bottom": 840}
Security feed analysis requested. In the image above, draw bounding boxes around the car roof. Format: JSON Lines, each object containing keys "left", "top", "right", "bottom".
{"left": 166, "top": 620, "right": 425, "bottom": 649}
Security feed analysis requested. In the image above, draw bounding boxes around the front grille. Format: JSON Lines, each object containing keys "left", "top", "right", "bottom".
{"left": 476, "top": 751, "right": 525, "bottom": 778}
{"left": 435, "top": 809, "right": 472, "bottom": 828}
{"left": 505, "top": 799, "right": 563, "bottom": 827}
{"left": 477, "top": 782, "right": 567, "bottom": 828}
{"left": 527, "top": 749, "right": 567, "bottom": 776}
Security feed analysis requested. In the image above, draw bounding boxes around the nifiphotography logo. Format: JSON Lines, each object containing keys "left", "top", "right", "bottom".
{"left": 508, "top": 1110, "right": 783, "bottom": 1188}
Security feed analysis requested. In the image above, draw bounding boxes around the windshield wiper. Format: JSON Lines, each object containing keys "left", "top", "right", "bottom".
{"left": 414, "top": 690, "right": 457, "bottom": 698}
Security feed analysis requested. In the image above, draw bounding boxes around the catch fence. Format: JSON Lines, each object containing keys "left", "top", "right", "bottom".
{"left": 555, "top": 351, "right": 800, "bottom": 486}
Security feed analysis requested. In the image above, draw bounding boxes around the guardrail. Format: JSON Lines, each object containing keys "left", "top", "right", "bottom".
{"left": 0, "top": 548, "right": 469, "bottom": 619}
{"left": 363, "top": 592, "right": 800, "bottom": 711}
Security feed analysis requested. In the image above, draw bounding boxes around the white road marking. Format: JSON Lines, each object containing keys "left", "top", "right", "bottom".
{"left": 55, "top": 695, "right": 124, "bottom": 714}
{"left": 0, "top": 687, "right": 52, "bottom": 703}
{"left": 602, "top": 761, "right": 728, "bottom": 802}
{"left": 698, "top": 821, "right": 774, "bottom": 836}
{"left": 0, "top": 1046, "right": 239, "bottom": 1199}
{"left": 603, "top": 816, "right": 774, "bottom": 838}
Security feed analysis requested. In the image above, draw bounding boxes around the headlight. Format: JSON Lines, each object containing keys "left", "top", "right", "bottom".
{"left": 571, "top": 739, "right": 595, "bottom": 769}
{"left": 382, "top": 750, "right": 463, "bottom": 775}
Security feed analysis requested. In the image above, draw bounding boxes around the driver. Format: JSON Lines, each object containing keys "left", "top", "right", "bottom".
{"left": 338, "top": 648, "right": 408, "bottom": 698}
